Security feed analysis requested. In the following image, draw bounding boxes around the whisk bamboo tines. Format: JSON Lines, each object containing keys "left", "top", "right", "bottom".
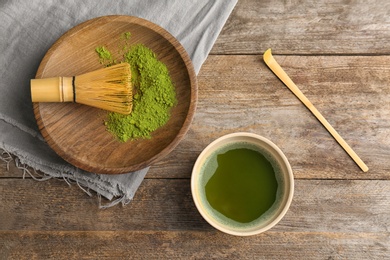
{"left": 31, "top": 63, "right": 133, "bottom": 115}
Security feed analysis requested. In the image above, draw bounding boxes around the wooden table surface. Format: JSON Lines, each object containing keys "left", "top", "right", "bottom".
{"left": 1, "top": 0, "right": 389, "bottom": 259}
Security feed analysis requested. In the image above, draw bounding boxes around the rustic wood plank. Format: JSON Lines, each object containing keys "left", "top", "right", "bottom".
{"left": 153, "top": 55, "right": 390, "bottom": 179}
{"left": 0, "top": 179, "right": 389, "bottom": 233}
{"left": 2, "top": 55, "right": 389, "bottom": 179}
{"left": 0, "top": 230, "right": 388, "bottom": 259}
{"left": 214, "top": 0, "right": 390, "bottom": 54}
{"left": 1, "top": 2, "right": 389, "bottom": 259}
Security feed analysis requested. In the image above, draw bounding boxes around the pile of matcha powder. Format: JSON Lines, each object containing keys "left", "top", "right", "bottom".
{"left": 95, "top": 33, "right": 177, "bottom": 142}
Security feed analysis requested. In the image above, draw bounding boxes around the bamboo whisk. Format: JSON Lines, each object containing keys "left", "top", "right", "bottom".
{"left": 31, "top": 63, "right": 133, "bottom": 114}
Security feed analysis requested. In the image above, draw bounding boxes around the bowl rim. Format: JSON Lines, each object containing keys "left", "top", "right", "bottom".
{"left": 191, "top": 132, "right": 294, "bottom": 236}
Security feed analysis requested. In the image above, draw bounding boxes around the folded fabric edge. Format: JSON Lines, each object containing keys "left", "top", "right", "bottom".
{"left": 0, "top": 112, "right": 151, "bottom": 208}
{"left": 0, "top": 144, "right": 117, "bottom": 201}
{"left": 0, "top": 113, "right": 44, "bottom": 141}
{"left": 1, "top": 143, "right": 150, "bottom": 208}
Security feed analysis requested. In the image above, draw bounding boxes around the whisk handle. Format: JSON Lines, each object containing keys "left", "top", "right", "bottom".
{"left": 31, "top": 77, "right": 74, "bottom": 103}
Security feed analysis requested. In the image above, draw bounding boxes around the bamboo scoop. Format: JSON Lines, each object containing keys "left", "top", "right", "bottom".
{"left": 31, "top": 63, "right": 132, "bottom": 115}
{"left": 263, "top": 49, "right": 368, "bottom": 172}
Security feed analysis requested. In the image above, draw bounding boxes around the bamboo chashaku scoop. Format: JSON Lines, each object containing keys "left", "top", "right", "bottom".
{"left": 31, "top": 63, "right": 133, "bottom": 115}
{"left": 263, "top": 48, "right": 368, "bottom": 172}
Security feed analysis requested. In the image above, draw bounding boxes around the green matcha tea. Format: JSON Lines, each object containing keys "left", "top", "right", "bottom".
{"left": 95, "top": 32, "right": 177, "bottom": 142}
{"left": 201, "top": 143, "right": 280, "bottom": 225}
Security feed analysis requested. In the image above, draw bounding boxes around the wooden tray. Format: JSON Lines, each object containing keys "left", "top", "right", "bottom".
{"left": 33, "top": 15, "right": 197, "bottom": 174}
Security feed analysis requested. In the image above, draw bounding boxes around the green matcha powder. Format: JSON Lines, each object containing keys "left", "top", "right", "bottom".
{"left": 95, "top": 33, "right": 177, "bottom": 142}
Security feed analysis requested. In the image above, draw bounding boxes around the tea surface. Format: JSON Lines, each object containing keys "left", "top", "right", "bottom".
{"left": 205, "top": 148, "right": 278, "bottom": 223}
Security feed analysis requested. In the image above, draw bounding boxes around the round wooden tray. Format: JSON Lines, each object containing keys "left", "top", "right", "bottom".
{"left": 33, "top": 15, "right": 197, "bottom": 174}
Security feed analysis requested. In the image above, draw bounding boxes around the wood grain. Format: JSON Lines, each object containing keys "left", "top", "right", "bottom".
{"left": 3, "top": 55, "right": 390, "bottom": 179}
{"left": 0, "top": 179, "right": 388, "bottom": 258}
{"left": 1, "top": 231, "right": 388, "bottom": 259}
{"left": 214, "top": 0, "right": 390, "bottom": 55}
{"left": 0, "top": 179, "right": 389, "bottom": 233}
{"left": 152, "top": 55, "right": 390, "bottom": 179}
{"left": 2, "top": 1, "right": 390, "bottom": 259}
{"left": 33, "top": 16, "right": 197, "bottom": 174}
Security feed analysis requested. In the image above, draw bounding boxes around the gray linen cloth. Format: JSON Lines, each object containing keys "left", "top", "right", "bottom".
{"left": 0, "top": 0, "right": 237, "bottom": 207}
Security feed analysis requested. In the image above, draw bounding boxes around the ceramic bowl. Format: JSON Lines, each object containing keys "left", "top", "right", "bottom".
{"left": 191, "top": 132, "right": 294, "bottom": 236}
